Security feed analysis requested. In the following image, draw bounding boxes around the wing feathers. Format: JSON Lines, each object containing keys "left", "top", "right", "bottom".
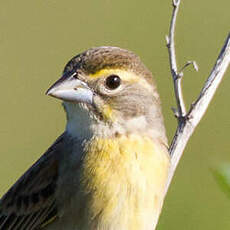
{"left": 0, "top": 133, "right": 66, "bottom": 229}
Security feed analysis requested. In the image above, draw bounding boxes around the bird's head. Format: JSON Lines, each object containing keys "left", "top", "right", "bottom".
{"left": 47, "top": 46, "right": 167, "bottom": 143}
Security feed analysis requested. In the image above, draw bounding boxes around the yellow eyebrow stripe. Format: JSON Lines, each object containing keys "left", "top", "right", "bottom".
{"left": 89, "top": 69, "right": 153, "bottom": 91}
{"left": 89, "top": 69, "right": 133, "bottom": 80}
{"left": 89, "top": 69, "right": 140, "bottom": 82}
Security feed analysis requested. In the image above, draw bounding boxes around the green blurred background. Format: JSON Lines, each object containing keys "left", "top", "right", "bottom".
{"left": 0, "top": 0, "right": 229, "bottom": 229}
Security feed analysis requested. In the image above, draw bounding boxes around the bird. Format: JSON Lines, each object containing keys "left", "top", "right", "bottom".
{"left": 0, "top": 46, "right": 170, "bottom": 230}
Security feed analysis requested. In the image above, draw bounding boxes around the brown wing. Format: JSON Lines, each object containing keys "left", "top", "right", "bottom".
{"left": 0, "top": 133, "right": 65, "bottom": 230}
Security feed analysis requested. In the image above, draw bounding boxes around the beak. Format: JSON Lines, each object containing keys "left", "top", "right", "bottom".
{"left": 46, "top": 72, "right": 93, "bottom": 104}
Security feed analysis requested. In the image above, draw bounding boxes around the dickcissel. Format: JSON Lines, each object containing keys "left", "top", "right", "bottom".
{"left": 0, "top": 46, "right": 170, "bottom": 230}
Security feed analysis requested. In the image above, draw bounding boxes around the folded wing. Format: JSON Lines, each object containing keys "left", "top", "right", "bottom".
{"left": 0, "top": 134, "right": 65, "bottom": 230}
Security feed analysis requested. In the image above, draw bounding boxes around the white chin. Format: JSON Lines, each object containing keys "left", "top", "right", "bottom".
{"left": 63, "top": 102, "right": 93, "bottom": 140}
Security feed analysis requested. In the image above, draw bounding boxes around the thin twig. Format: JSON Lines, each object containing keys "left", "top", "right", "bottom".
{"left": 179, "top": 61, "right": 199, "bottom": 75}
{"left": 165, "top": 0, "right": 230, "bottom": 192}
{"left": 166, "top": 0, "right": 186, "bottom": 118}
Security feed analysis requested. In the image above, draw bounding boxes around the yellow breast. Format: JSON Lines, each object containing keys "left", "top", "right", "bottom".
{"left": 79, "top": 134, "right": 170, "bottom": 230}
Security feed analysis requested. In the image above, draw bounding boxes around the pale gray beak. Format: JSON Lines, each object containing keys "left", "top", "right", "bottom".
{"left": 46, "top": 73, "right": 93, "bottom": 104}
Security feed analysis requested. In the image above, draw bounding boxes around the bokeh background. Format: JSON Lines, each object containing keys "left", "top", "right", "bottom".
{"left": 0, "top": 0, "right": 230, "bottom": 229}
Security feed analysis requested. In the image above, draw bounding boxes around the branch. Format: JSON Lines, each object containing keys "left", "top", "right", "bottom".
{"left": 165, "top": 0, "right": 230, "bottom": 192}
{"left": 166, "top": 0, "right": 186, "bottom": 118}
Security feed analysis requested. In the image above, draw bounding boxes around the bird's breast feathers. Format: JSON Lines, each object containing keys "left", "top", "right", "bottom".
{"left": 61, "top": 134, "right": 170, "bottom": 230}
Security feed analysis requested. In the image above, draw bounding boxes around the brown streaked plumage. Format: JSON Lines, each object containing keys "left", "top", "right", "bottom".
{"left": 0, "top": 46, "right": 169, "bottom": 230}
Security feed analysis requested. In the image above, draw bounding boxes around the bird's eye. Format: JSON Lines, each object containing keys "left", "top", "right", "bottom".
{"left": 105, "top": 75, "right": 121, "bottom": 90}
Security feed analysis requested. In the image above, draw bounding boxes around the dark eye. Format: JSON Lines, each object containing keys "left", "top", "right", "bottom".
{"left": 105, "top": 75, "right": 121, "bottom": 90}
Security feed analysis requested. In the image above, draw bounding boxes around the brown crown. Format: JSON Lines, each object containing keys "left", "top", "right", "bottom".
{"left": 63, "top": 46, "right": 154, "bottom": 85}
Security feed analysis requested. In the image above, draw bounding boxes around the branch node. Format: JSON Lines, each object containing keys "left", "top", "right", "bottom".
{"left": 178, "top": 115, "right": 187, "bottom": 124}
{"left": 172, "top": 0, "right": 180, "bottom": 7}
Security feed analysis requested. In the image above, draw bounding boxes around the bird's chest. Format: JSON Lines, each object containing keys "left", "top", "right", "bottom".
{"left": 73, "top": 135, "right": 169, "bottom": 230}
